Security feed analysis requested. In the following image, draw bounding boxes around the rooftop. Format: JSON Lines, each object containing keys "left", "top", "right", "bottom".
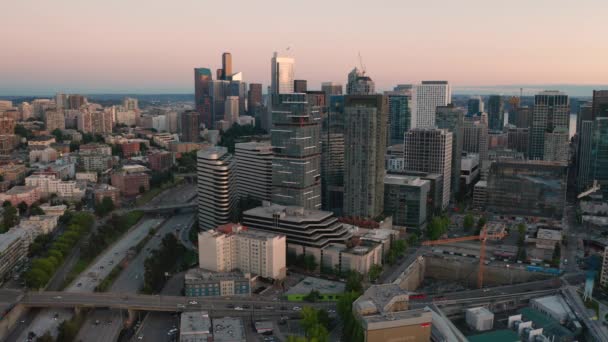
{"left": 212, "top": 317, "right": 245, "bottom": 342}
{"left": 0, "top": 228, "right": 26, "bottom": 252}
{"left": 285, "top": 276, "right": 345, "bottom": 295}
{"left": 467, "top": 329, "right": 520, "bottom": 342}
{"left": 384, "top": 174, "right": 430, "bottom": 187}
{"left": 5, "top": 185, "right": 38, "bottom": 195}
{"left": 179, "top": 311, "right": 211, "bottom": 342}
{"left": 185, "top": 268, "right": 250, "bottom": 282}
{"left": 354, "top": 284, "right": 409, "bottom": 315}
{"left": 244, "top": 203, "right": 334, "bottom": 223}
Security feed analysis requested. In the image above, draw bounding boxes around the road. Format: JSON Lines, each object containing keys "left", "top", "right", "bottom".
{"left": 562, "top": 285, "right": 608, "bottom": 341}
{"left": 76, "top": 214, "right": 194, "bottom": 342}
{"left": 380, "top": 247, "right": 424, "bottom": 284}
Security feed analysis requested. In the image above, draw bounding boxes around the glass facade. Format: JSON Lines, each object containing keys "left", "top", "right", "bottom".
{"left": 388, "top": 94, "right": 411, "bottom": 146}
{"left": 321, "top": 95, "right": 345, "bottom": 215}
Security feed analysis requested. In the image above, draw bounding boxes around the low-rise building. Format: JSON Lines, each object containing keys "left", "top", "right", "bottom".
{"left": 0, "top": 229, "right": 28, "bottom": 282}
{"left": 148, "top": 151, "right": 174, "bottom": 172}
{"left": 39, "top": 204, "right": 67, "bottom": 217}
{"left": 179, "top": 311, "right": 211, "bottom": 342}
{"left": 29, "top": 147, "right": 58, "bottom": 163}
{"left": 0, "top": 163, "right": 27, "bottom": 183}
{"left": 19, "top": 215, "right": 59, "bottom": 234}
{"left": 27, "top": 136, "right": 56, "bottom": 148}
{"left": 284, "top": 276, "right": 345, "bottom": 301}
{"left": 110, "top": 171, "right": 150, "bottom": 197}
{"left": 354, "top": 284, "right": 433, "bottom": 342}
{"left": 0, "top": 186, "right": 41, "bottom": 206}
{"left": 485, "top": 222, "right": 507, "bottom": 240}
{"left": 534, "top": 228, "right": 562, "bottom": 250}
{"left": 25, "top": 173, "right": 84, "bottom": 200}
{"left": 79, "top": 153, "right": 114, "bottom": 172}
{"left": 120, "top": 141, "right": 140, "bottom": 157}
{"left": 75, "top": 172, "right": 98, "bottom": 183}
{"left": 94, "top": 184, "right": 121, "bottom": 205}
{"left": 383, "top": 174, "right": 430, "bottom": 230}
{"left": 212, "top": 317, "right": 245, "bottom": 342}
{"left": 319, "top": 240, "right": 383, "bottom": 275}
{"left": 79, "top": 143, "right": 112, "bottom": 156}
{"left": 184, "top": 269, "right": 251, "bottom": 297}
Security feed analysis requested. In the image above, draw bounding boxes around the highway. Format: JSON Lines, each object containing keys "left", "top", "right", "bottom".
{"left": 562, "top": 285, "right": 608, "bottom": 342}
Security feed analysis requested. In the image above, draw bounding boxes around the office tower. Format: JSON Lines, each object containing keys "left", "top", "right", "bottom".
{"left": 123, "top": 97, "right": 138, "bottom": 111}
{"left": 293, "top": 80, "right": 307, "bottom": 93}
{"left": 593, "top": 118, "right": 608, "bottom": 197}
{"left": 510, "top": 106, "right": 532, "bottom": 128}
{"left": 197, "top": 147, "right": 238, "bottom": 230}
{"left": 386, "top": 92, "right": 413, "bottom": 146}
{"left": 435, "top": 105, "right": 464, "bottom": 196}
{"left": 343, "top": 95, "right": 388, "bottom": 218}
{"left": 487, "top": 95, "right": 504, "bottom": 131}
{"left": 224, "top": 96, "right": 239, "bottom": 125}
{"left": 404, "top": 128, "right": 452, "bottom": 210}
{"left": 321, "top": 95, "right": 345, "bottom": 215}
{"left": 384, "top": 174, "right": 430, "bottom": 230}
{"left": 248, "top": 83, "right": 263, "bottom": 111}
{"left": 529, "top": 91, "right": 569, "bottom": 160}
{"left": 346, "top": 67, "right": 375, "bottom": 95}
{"left": 216, "top": 68, "right": 223, "bottom": 80}
{"left": 222, "top": 52, "right": 232, "bottom": 80}
{"left": 413, "top": 81, "right": 451, "bottom": 128}
{"left": 271, "top": 93, "right": 321, "bottom": 209}
{"left": 180, "top": 110, "right": 200, "bottom": 142}
{"left": 321, "top": 82, "right": 343, "bottom": 103}
{"left": 45, "top": 110, "right": 65, "bottom": 131}
{"left": 235, "top": 142, "right": 273, "bottom": 202}
{"left": 543, "top": 129, "right": 569, "bottom": 162}
{"left": 393, "top": 84, "right": 413, "bottom": 95}
{"left": 271, "top": 52, "right": 295, "bottom": 94}
{"left": 507, "top": 127, "right": 530, "bottom": 157}
{"left": 306, "top": 91, "right": 326, "bottom": 108}
{"left": 463, "top": 114, "right": 489, "bottom": 162}
{"left": 194, "top": 68, "right": 213, "bottom": 128}
{"left": 592, "top": 90, "right": 608, "bottom": 118}
{"left": 467, "top": 96, "right": 484, "bottom": 116}
{"left": 209, "top": 80, "right": 230, "bottom": 124}
{"left": 485, "top": 160, "right": 567, "bottom": 219}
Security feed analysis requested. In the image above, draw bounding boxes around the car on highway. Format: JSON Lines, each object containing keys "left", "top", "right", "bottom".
{"left": 77, "top": 282, "right": 82, "bottom": 287}
{"left": 234, "top": 306, "right": 244, "bottom": 311}
{"left": 264, "top": 306, "right": 274, "bottom": 310}
{"left": 138, "top": 335, "right": 144, "bottom": 340}
{"left": 226, "top": 304, "right": 235, "bottom": 308}
{"left": 53, "top": 296, "right": 62, "bottom": 299}
{"left": 292, "top": 306, "right": 302, "bottom": 311}
{"left": 189, "top": 300, "right": 198, "bottom": 305}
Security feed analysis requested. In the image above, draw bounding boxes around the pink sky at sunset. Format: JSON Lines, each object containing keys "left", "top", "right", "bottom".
{"left": 1, "top": 0, "right": 607, "bottom": 95}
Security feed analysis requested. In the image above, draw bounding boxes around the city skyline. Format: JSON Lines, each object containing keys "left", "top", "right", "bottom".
{"left": 2, "top": 0, "right": 608, "bottom": 95}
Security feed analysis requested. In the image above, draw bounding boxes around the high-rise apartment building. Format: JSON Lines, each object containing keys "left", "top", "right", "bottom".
{"left": 198, "top": 223, "right": 286, "bottom": 279}
{"left": 529, "top": 91, "right": 569, "bottom": 160}
{"left": 413, "top": 81, "right": 451, "bottom": 128}
{"left": 343, "top": 95, "right": 388, "bottom": 218}
{"left": 435, "top": 105, "right": 464, "bottom": 196}
{"left": 194, "top": 68, "right": 213, "bottom": 128}
{"left": 346, "top": 68, "right": 375, "bottom": 95}
{"left": 123, "top": 97, "right": 138, "bottom": 111}
{"left": 507, "top": 127, "right": 530, "bottom": 158}
{"left": 404, "top": 128, "right": 452, "bottom": 209}
{"left": 45, "top": 110, "right": 65, "bottom": 132}
{"left": 197, "top": 147, "right": 238, "bottom": 231}
{"left": 467, "top": 96, "right": 484, "bottom": 116}
{"left": 463, "top": 114, "right": 489, "bottom": 162}
{"left": 247, "top": 83, "right": 263, "bottom": 111}
{"left": 271, "top": 94, "right": 321, "bottom": 209}
{"left": 180, "top": 110, "right": 200, "bottom": 142}
{"left": 235, "top": 142, "right": 273, "bottom": 202}
{"left": 487, "top": 95, "right": 504, "bottom": 131}
{"left": 321, "top": 95, "right": 345, "bottom": 215}
{"left": 271, "top": 52, "right": 295, "bottom": 94}
{"left": 293, "top": 80, "right": 307, "bottom": 93}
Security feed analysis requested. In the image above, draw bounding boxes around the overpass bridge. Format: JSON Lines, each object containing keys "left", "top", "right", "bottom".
{"left": 139, "top": 203, "right": 196, "bottom": 214}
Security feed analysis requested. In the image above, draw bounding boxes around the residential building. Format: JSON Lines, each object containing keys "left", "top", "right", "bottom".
{"left": 224, "top": 96, "right": 239, "bottom": 125}
{"left": 197, "top": 147, "right": 237, "bottom": 231}
{"left": 0, "top": 116, "right": 15, "bottom": 134}
{"left": 383, "top": 174, "right": 430, "bottom": 230}
{"left": 543, "top": 129, "right": 569, "bottom": 163}
{"left": 321, "top": 95, "right": 345, "bottom": 215}
{"left": 435, "top": 104, "right": 464, "bottom": 196}
{"left": 79, "top": 143, "right": 112, "bottom": 155}
{"left": 343, "top": 95, "right": 388, "bottom": 218}
{"left": 346, "top": 67, "right": 375, "bottom": 95}
{"left": 94, "top": 184, "right": 120, "bottom": 205}
{"left": 28, "top": 136, "right": 56, "bottom": 148}
{"left": 413, "top": 81, "right": 451, "bottom": 128}
{"left": 463, "top": 114, "right": 489, "bottom": 162}
{"left": 487, "top": 95, "right": 504, "bottom": 131}
{"left": 184, "top": 269, "right": 251, "bottom": 297}
{"left": 148, "top": 151, "right": 174, "bottom": 172}
{"left": 235, "top": 142, "right": 272, "bottom": 202}
{"left": 0, "top": 229, "right": 29, "bottom": 281}
{"left": 45, "top": 110, "right": 65, "bottom": 131}
{"left": 79, "top": 154, "right": 113, "bottom": 173}
{"left": 29, "top": 147, "right": 58, "bottom": 164}
{"left": 242, "top": 203, "right": 351, "bottom": 249}
{"left": 198, "top": 223, "right": 286, "bottom": 279}
{"left": 507, "top": 127, "right": 530, "bottom": 157}
{"left": 271, "top": 93, "right": 321, "bottom": 209}
{"left": 25, "top": 173, "right": 84, "bottom": 200}
{"left": 354, "top": 284, "right": 433, "bottom": 342}
{"left": 321, "top": 82, "right": 343, "bottom": 103}
{"left": 120, "top": 141, "right": 140, "bottom": 158}
{"left": 270, "top": 52, "right": 294, "bottom": 94}
{"left": 181, "top": 110, "right": 200, "bottom": 142}
{"left": 386, "top": 92, "right": 413, "bottom": 146}
{"left": 0, "top": 186, "right": 41, "bottom": 206}
{"left": 530, "top": 91, "right": 569, "bottom": 160}
{"left": 0, "top": 164, "right": 27, "bottom": 183}
{"left": 110, "top": 171, "right": 150, "bottom": 197}
{"left": 404, "top": 128, "right": 452, "bottom": 209}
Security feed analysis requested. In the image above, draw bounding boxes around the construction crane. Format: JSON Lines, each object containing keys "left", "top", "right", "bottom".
{"left": 578, "top": 180, "right": 600, "bottom": 199}
{"left": 421, "top": 226, "right": 506, "bottom": 289}
{"left": 358, "top": 52, "right": 366, "bottom": 76}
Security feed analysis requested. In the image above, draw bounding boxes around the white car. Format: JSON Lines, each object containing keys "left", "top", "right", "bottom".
{"left": 234, "top": 306, "right": 244, "bottom": 311}
{"left": 189, "top": 300, "right": 198, "bottom": 305}
{"left": 53, "top": 296, "right": 62, "bottom": 299}
{"left": 292, "top": 306, "right": 302, "bottom": 311}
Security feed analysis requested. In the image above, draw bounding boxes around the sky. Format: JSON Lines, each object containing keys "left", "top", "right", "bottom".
{"left": 1, "top": 0, "right": 607, "bottom": 96}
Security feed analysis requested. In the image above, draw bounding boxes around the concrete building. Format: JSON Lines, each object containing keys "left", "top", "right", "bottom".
{"left": 413, "top": 81, "right": 451, "bottom": 128}
{"left": 507, "top": 127, "right": 530, "bottom": 157}
{"left": 321, "top": 82, "right": 343, "bottom": 102}
{"left": 94, "top": 184, "right": 120, "bottom": 205}
{"left": 179, "top": 311, "right": 211, "bottom": 342}
{"left": 110, "top": 171, "right": 150, "bottom": 197}
{"left": 321, "top": 95, "right": 345, "bottom": 216}
{"left": 79, "top": 143, "right": 112, "bottom": 155}
{"left": 194, "top": 67, "right": 213, "bottom": 128}
{"left": 543, "top": 129, "right": 569, "bottom": 163}
{"left": 404, "top": 128, "right": 452, "bottom": 209}
{"left": 29, "top": 147, "right": 58, "bottom": 164}
{"left": 463, "top": 115, "right": 489, "bottom": 162}
{"left": 0, "top": 186, "right": 41, "bottom": 206}
{"left": 235, "top": 142, "right": 273, "bottom": 202}
{"left": 436, "top": 104, "right": 464, "bottom": 196}
{"left": 487, "top": 95, "right": 504, "bottom": 131}
{"left": 0, "top": 164, "right": 27, "bottom": 184}
{"left": 184, "top": 269, "right": 251, "bottom": 297}
{"left": 247, "top": 83, "right": 263, "bottom": 110}
{"left": 197, "top": 147, "right": 237, "bottom": 231}
{"left": 28, "top": 136, "right": 56, "bottom": 148}
{"left": 120, "top": 141, "right": 140, "bottom": 158}
{"left": 293, "top": 79, "right": 307, "bottom": 93}
{"left": 354, "top": 284, "right": 433, "bottom": 342}
{"left": 473, "top": 180, "right": 487, "bottom": 209}
{"left": 466, "top": 307, "right": 494, "bottom": 331}
{"left": 39, "top": 204, "right": 67, "bottom": 217}
{"left": 242, "top": 203, "right": 350, "bottom": 249}
{"left": 343, "top": 95, "right": 388, "bottom": 218}
{"left": 320, "top": 240, "right": 384, "bottom": 275}
{"left": 601, "top": 246, "right": 608, "bottom": 288}
{"left": 271, "top": 93, "right": 321, "bottom": 209}
{"left": 212, "top": 317, "right": 245, "bottom": 342}
{"left": 148, "top": 151, "right": 174, "bottom": 172}
{"left": 197, "top": 223, "right": 286, "bottom": 279}
{"left": 346, "top": 67, "right": 375, "bottom": 95}
{"left": 284, "top": 276, "right": 345, "bottom": 301}
{"left": 44, "top": 110, "right": 65, "bottom": 132}
{"left": 224, "top": 96, "right": 239, "bottom": 125}
{"left": 460, "top": 153, "right": 480, "bottom": 192}
{"left": 270, "top": 52, "right": 294, "bottom": 94}
{"left": 181, "top": 110, "right": 200, "bottom": 142}
{"left": 79, "top": 154, "right": 113, "bottom": 173}
{"left": 0, "top": 229, "right": 29, "bottom": 282}
{"left": 530, "top": 91, "right": 569, "bottom": 160}
{"left": 383, "top": 174, "right": 430, "bottom": 230}
{"left": 25, "top": 174, "right": 84, "bottom": 200}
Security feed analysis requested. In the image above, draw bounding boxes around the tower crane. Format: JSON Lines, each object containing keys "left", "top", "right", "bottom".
{"left": 422, "top": 226, "right": 506, "bottom": 289}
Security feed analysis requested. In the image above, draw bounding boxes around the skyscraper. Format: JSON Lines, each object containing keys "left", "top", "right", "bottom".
{"left": 235, "top": 142, "right": 273, "bottom": 202}
{"left": 293, "top": 80, "right": 307, "bottom": 93}
{"left": 321, "top": 95, "right": 345, "bottom": 215}
{"left": 194, "top": 67, "right": 213, "bottom": 128}
{"left": 248, "top": 83, "right": 263, "bottom": 110}
{"left": 404, "top": 128, "right": 453, "bottom": 210}
{"left": 592, "top": 90, "right": 608, "bottom": 118}
{"left": 343, "top": 95, "right": 388, "bottom": 218}
{"left": 510, "top": 106, "right": 532, "bottom": 128}
{"left": 346, "top": 68, "right": 375, "bottom": 95}
{"left": 180, "top": 110, "right": 200, "bottom": 142}
{"left": 463, "top": 114, "right": 489, "bottom": 162}
{"left": 593, "top": 118, "right": 608, "bottom": 198}
{"left": 197, "top": 147, "right": 237, "bottom": 230}
{"left": 413, "top": 81, "right": 451, "bottom": 128}
{"left": 435, "top": 104, "right": 464, "bottom": 196}
{"left": 487, "top": 95, "right": 504, "bottom": 131}
{"left": 467, "top": 96, "right": 484, "bottom": 116}
{"left": 529, "top": 91, "right": 569, "bottom": 160}
{"left": 271, "top": 52, "right": 295, "bottom": 94}
{"left": 271, "top": 94, "right": 321, "bottom": 209}
{"left": 386, "top": 92, "right": 413, "bottom": 146}
{"left": 45, "top": 110, "right": 65, "bottom": 132}
{"left": 507, "top": 127, "right": 530, "bottom": 158}
{"left": 224, "top": 96, "right": 239, "bottom": 125}
{"left": 321, "top": 82, "right": 343, "bottom": 102}
{"left": 222, "top": 52, "right": 232, "bottom": 80}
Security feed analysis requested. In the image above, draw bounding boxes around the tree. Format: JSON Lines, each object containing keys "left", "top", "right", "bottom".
{"left": 475, "top": 216, "right": 487, "bottom": 235}
{"left": 337, "top": 291, "right": 364, "bottom": 342}
{"left": 3, "top": 205, "right": 18, "bottom": 229}
{"left": 517, "top": 223, "right": 526, "bottom": 247}
{"left": 95, "top": 196, "right": 115, "bottom": 217}
{"left": 427, "top": 216, "right": 448, "bottom": 240}
{"left": 463, "top": 213, "right": 475, "bottom": 232}
{"left": 345, "top": 271, "right": 363, "bottom": 293}
{"left": 36, "top": 332, "right": 54, "bottom": 342}
{"left": 368, "top": 264, "right": 382, "bottom": 282}
{"left": 304, "top": 289, "right": 322, "bottom": 302}
{"left": 303, "top": 254, "right": 318, "bottom": 272}
{"left": 30, "top": 204, "right": 45, "bottom": 216}
{"left": 300, "top": 307, "right": 330, "bottom": 342}
{"left": 51, "top": 128, "right": 65, "bottom": 141}
{"left": 17, "top": 201, "right": 28, "bottom": 215}
{"left": 552, "top": 243, "right": 561, "bottom": 265}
